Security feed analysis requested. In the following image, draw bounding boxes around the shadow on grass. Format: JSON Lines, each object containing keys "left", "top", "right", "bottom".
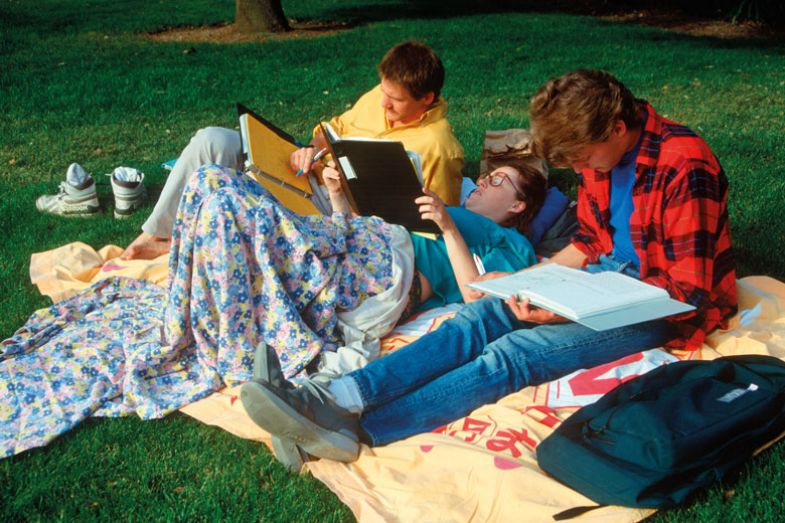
{"left": 591, "top": 17, "right": 785, "bottom": 53}
{"left": 308, "top": 0, "right": 785, "bottom": 51}
{"left": 732, "top": 196, "right": 785, "bottom": 279}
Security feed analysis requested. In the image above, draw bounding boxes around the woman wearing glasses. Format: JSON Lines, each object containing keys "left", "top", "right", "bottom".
{"left": 320, "top": 159, "right": 546, "bottom": 317}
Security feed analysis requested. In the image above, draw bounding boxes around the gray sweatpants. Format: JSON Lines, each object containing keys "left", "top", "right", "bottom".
{"left": 142, "top": 127, "right": 243, "bottom": 238}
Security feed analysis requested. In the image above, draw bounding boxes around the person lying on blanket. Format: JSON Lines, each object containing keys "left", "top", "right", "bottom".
{"left": 122, "top": 40, "right": 464, "bottom": 260}
{"left": 0, "top": 156, "right": 545, "bottom": 459}
{"left": 167, "top": 153, "right": 545, "bottom": 383}
{"left": 325, "top": 158, "right": 547, "bottom": 316}
{"left": 239, "top": 69, "right": 739, "bottom": 467}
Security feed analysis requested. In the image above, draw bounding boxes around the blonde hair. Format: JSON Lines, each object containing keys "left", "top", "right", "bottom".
{"left": 529, "top": 70, "right": 643, "bottom": 167}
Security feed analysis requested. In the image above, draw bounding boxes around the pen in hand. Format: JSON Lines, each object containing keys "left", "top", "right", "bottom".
{"left": 472, "top": 253, "right": 486, "bottom": 275}
{"left": 295, "top": 147, "right": 328, "bottom": 177}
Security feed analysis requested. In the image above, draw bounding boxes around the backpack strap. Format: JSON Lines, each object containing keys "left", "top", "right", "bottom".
{"left": 553, "top": 504, "right": 605, "bottom": 520}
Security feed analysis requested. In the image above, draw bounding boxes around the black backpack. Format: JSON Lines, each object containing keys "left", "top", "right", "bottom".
{"left": 536, "top": 355, "right": 785, "bottom": 518}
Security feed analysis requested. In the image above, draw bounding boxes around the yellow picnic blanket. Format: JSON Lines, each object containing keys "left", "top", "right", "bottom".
{"left": 29, "top": 242, "right": 785, "bottom": 522}
{"left": 180, "top": 277, "right": 785, "bottom": 523}
{"left": 30, "top": 242, "right": 169, "bottom": 302}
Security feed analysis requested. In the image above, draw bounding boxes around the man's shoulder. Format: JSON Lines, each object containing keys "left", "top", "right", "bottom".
{"left": 644, "top": 108, "right": 721, "bottom": 174}
{"left": 390, "top": 124, "right": 464, "bottom": 164}
{"left": 357, "top": 84, "right": 382, "bottom": 100}
{"left": 422, "top": 122, "right": 463, "bottom": 151}
{"left": 658, "top": 119, "right": 705, "bottom": 149}
{"left": 413, "top": 112, "right": 464, "bottom": 156}
{"left": 647, "top": 106, "right": 702, "bottom": 147}
{"left": 659, "top": 130, "right": 720, "bottom": 173}
{"left": 344, "top": 84, "right": 382, "bottom": 113}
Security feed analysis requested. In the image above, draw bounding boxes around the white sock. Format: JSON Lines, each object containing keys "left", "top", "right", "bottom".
{"left": 328, "top": 376, "right": 365, "bottom": 414}
{"left": 66, "top": 163, "right": 89, "bottom": 186}
{"left": 111, "top": 166, "right": 143, "bottom": 183}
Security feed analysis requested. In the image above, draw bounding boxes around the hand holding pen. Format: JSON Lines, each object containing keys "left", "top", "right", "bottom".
{"left": 293, "top": 147, "right": 327, "bottom": 176}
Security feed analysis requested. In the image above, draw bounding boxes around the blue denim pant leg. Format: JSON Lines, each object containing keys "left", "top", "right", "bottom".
{"left": 348, "top": 297, "right": 526, "bottom": 411}
{"left": 357, "top": 308, "right": 677, "bottom": 446}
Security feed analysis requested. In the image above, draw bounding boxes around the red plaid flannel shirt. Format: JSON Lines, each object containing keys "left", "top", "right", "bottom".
{"left": 572, "top": 103, "right": 737, "bottom": 349}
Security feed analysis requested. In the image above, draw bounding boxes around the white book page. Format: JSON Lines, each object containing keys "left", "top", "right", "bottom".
{"left": 545, "top": 271, "right": 667, "bottom": 317}
{"left": 323, "top": 122, "right": 340, "bottom": 142}
{"left": 239, "top": 114, "right": 252, "bottom": 168}
{"left": 406, "top": 151, "right": 424, "bottom": 185}
{"left": 469, "top": 264, "right": 667, "bottom": 318}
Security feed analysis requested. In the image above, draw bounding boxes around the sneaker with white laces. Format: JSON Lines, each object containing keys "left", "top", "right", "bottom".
{"left": 109, "top": 167, "right": 147, "bottom": 219}
{"left": 36, "top": 163, "right": 100, "bottom": 216}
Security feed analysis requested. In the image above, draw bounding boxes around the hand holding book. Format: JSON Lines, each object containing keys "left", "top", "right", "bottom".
{"left": 467, "top": 268, "right": 559, "bottom": 324}
{"left": 321, "top": 162, "right": 353, "bottom": 215}
{"left": 466, "top": 270, "right": 511, "bottom": 301}
{"left": 504, "top": 294, "right": 569, "bottom": 325}
{"left": 238, "top": 105, "right": 437, "bottom": 232}
{"left": 467, "top": 264, "right": 695, "bottom": 331}
{"left": 321, "top": 163, "right": 343, "bottom": 195}
{"left": 414, "top": 187, "right": 454, "bottom": 234}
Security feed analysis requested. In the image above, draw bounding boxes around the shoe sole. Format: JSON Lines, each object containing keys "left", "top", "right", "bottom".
{"left": 241, "top": 381, "right": 359, "bottom": 463}
{"left": 38, "top": 205, "right": 100, "bottom": 216}
{"left": 114, "top": 200, "right": 147, "bottom": 219}
{"left": 114, "top": 207, "right": 140, "bottom": 219}
{"left": 271, "top": 435, "right": 308, "bottom": 473}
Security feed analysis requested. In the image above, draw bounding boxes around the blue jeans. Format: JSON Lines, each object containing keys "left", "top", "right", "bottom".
{"left": 350, "top": 256, "right": 676, "bottom": 446}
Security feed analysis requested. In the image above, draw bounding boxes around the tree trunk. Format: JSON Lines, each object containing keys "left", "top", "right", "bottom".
{"left": 235, "top": 0, "right": 290, "bottom": 34}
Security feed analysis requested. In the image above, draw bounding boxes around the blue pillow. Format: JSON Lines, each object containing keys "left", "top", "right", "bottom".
{"left": 527, "top": 187, "right": 570, "bottom": 246}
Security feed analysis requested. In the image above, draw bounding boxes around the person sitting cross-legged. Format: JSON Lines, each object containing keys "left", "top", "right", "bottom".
{"left": 121, "top": 40, "right": 464, "bottom": 260}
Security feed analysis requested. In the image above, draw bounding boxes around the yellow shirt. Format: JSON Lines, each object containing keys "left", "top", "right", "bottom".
{"left": 314, "top": 85, "right": 464, "bottom": 206}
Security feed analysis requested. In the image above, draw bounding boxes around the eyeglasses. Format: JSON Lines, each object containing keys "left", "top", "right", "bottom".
{"left": 477, "top": 171, "right": 525, "bottom": 200}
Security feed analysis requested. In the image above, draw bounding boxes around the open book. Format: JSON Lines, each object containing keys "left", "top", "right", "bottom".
{"left": 467, "top": 263, "right": 695, "bottom": 331}
{"left": 238, "top": 104, "right": 436, "bottom": 233}
{"left": 238, "top": 104, "right": 331, "bottom": 216}
{"left": 319, "top": 122, "right": 438, "bottom": 234}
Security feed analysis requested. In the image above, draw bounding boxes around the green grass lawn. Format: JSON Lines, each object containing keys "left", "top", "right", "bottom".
{"left": 2, "top": 0, "right": 785, "bottom": 520}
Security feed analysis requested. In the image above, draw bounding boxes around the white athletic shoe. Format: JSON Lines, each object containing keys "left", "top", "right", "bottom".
{"left": 36, "top": 163, "right": 100, "bottom": 216}
{"left": 109, "top": 167, "right": 147, "bottom": 219}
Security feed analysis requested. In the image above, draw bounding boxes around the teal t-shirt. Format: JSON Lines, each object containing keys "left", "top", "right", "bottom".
{"left": 410, "top": 207, "right": 537, "bottom": 311}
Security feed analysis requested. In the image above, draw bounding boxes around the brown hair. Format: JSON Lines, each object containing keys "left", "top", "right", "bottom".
{"left": 529, "top": 69, "right": 644, "bottom": 167}
{"left": 485, "top": 156, "right": 547, "bottom": 236}
{"left": 378, "top": 40, "right": 445, "bottom": 100}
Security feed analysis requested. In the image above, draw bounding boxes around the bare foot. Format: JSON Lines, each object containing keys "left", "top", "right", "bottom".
{"left": 121, "top": 231, "right": 171, "bottom": 260}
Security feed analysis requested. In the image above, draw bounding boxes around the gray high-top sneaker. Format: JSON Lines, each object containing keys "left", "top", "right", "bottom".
{"left": 241, "top": 378, "right": 361, "bottom": 463}
{"left": 109, "top": 167, "right": 147, "bottom": 219}
{"left": 36, "top": 163, "right": 100, "bottom": 216}
{"left": 241, "top": 346, "right": 360, "bottom": 463}
{"left": 251, "top": 342, "right": 311, "bottom": 473}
